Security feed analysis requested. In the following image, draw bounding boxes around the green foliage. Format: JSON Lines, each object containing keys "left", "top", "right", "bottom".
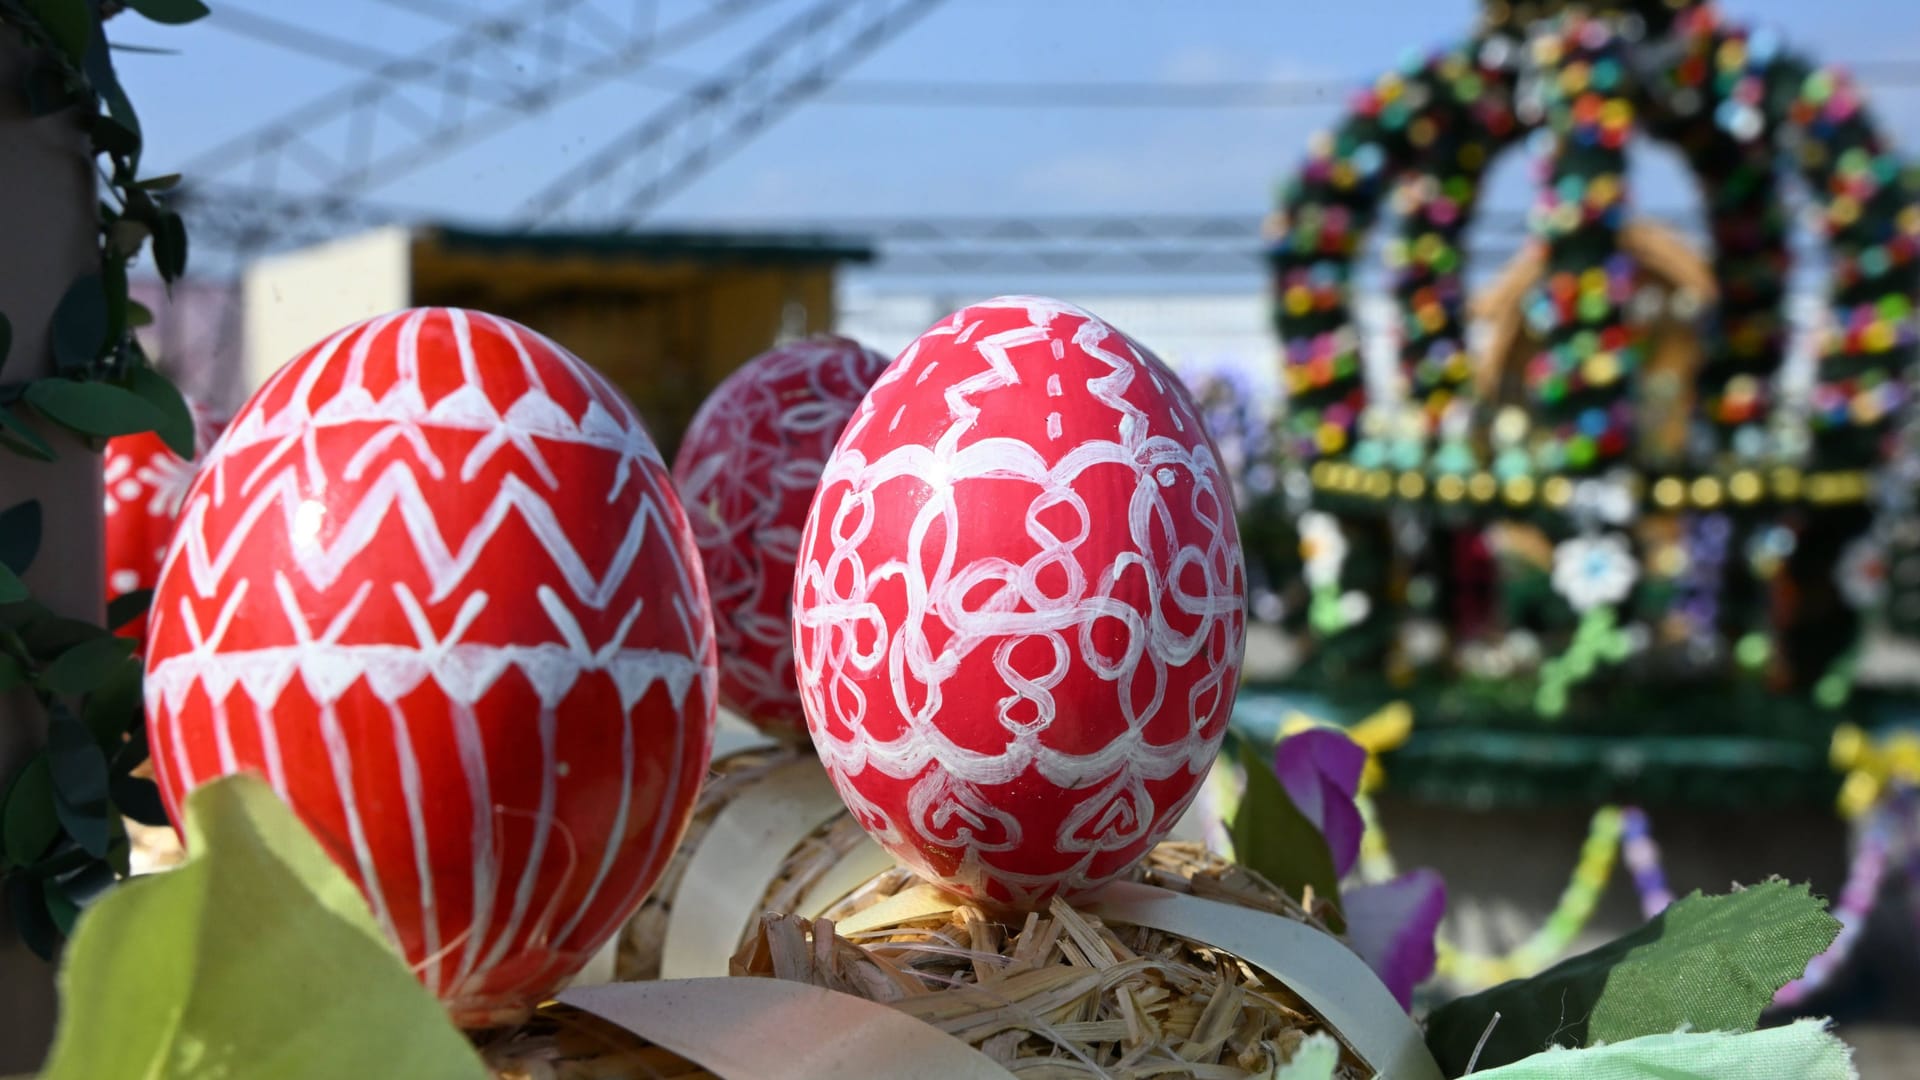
{"left": 0, "top": 0, "right": 208, "bottom": 960}
{"left": 40, "top": 775, "right": 491, "bottom": 1080}
{"left": 1226, "top": 736, "right": 1345, "bottom": 932}
{"left": 1425, "top": 882, "right": 1842, "bottom": 1075}
{"left": 1465, "top": 1020, "right": 1857, "bottom": 1080}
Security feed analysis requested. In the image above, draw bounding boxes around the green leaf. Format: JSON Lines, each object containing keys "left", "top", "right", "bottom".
{"left": 7, "top": 873, "right": 61, "bottom": 960}
{"left": 125, "top": 0, "right": 211, "bottom": 24}
{"left": 18, "top": 610, "right": 110, "bottom": 659}
{"left": 0, "top": 652, "right": 26, "bottom": 692}
{"left": 47, "top": 705, "right": 112, "bottom": 858}
{"left": 0, "top": 406, "right": 58, "bottom": 461}
{"left": 81, "top": 651, "right": 142, "bottom": 750}
{"left": 0, "top": 499, "right": 43, "bottom": 576}
{"left": 110, "top": 774, "right": 169, "bottom": 828}
{"left": 89, "top": 115, "right": 140, "bottom": 159}
{"left": 126, "top": 299, "right": 154, "bottom": 328}
{"left": 50, "top": 273, "right": 109, "bottom": 374}
{"left": 40, "top": 636, "right": 136, "bottom": 698}
{"left": 134, "top": 173, "right": 182, "bottom": 191}
{"left": 2, "top": 756, "right": 59, "bottom": 868}
{"left": 123, "top": 365, "right": 194, "bottom": 458}
{"left": 105, "top": 588, "right": 152, "bottom": 633}
{"left": 0, "top": 562, "right": 24, "bottom": 605}
{"left": 1228, "top": 737, "right": 1345, "bottom": 932}
{"left": 1425, "top": 882, "right": 1842, "bottom": 1075}
{"left": 1465, "top": 1020, "right": 1858, "bottom": 1080}
{"left": 40, "top": 775, "right": 492, "bottom": 1080}
{"left": 25, "top": 378, "right": 168, "bottom": 441}
{"left": 152, "top": 211, "right": 188, "bottom": 281}
{"left": 41, "top": 876, "right": 82, "bottom": 938}
{"left": 22, "top": 0, "right": 94, "bottom": 63}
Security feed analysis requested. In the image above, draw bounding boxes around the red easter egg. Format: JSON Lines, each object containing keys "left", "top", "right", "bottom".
{"left": 672, "top": 336, "right": 890, "bottom": 738}
{"left": 104, "top": 398, "right": 227, "bottom": 648}
{"left": 793, "top": 297, "right": 1247, "bottom": 908}
{"left": 144, "top": 308, "right": 717, "bottom": 1026}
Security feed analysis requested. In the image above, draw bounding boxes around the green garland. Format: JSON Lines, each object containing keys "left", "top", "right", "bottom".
{"left": 0, "top": 0, "right": 207, "bottom": 959}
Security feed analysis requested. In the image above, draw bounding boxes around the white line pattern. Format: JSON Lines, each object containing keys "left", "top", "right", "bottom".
{"left": 672, "top": 336, "right": 891, "bottom": 738}
{"left": 794, "top": 297, "right": 1246, "bottom": 908}
{"left": 143, "top": 308, "right": 717, "bottom": 1025}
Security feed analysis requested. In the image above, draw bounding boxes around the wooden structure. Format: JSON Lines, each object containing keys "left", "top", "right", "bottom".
{"left": 243, "top": 225, "right": 873, "bottom": 460}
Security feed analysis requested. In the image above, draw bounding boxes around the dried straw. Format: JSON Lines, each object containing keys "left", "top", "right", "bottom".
{"left": 490, "top": 843, "right": 1364, "bottom": 1079}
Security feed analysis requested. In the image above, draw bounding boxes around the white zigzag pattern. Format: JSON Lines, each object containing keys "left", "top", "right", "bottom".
{"left": 794, "top": 296, "right": 1244, "bottom": 902}
{"left": 148, "top": 308, "right": 713, "bottom": 1014}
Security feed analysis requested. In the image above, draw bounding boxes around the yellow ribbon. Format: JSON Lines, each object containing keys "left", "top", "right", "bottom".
{"left": 1278, "top": 701, "right": 1414, "bottom": 794}
{"left": 1830, "top": 723, "right": 1920, "bottom": 821}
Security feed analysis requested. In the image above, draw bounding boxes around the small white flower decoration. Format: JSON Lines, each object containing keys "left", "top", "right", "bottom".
{"left": 1552, "top": 533, "right": 1639, "bottom": 613}
{"left": 1300, "top": 511, "right": 1348, "bottom": 590}
{"left": 1836, "top": 536, "right": 1889, "bottom": 611}
{"left": 1398, "top": 619, "right": 1448, "bottom": 665}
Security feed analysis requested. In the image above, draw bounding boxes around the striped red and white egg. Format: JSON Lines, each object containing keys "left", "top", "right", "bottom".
{"left": 671, "top": 335, "right": 890, "bottom": 739}
{"left": 793, "top": 296, "right": 1247, "bottom": 909}
{"left": 104, "top": 397, "right": 227, "bottom": 647}
{"left": 143, "top": 308, "right": 717, "bottom": 1026}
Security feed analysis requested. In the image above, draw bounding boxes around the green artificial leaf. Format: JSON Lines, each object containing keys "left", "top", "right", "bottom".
{"left": 22, "top": 0, "right": 94, "bottom": 63}
{"left": 2, "top": 756, "right": 58, "bottom": 869}
{"left": 40, "top": 774, "right": 492, "bottom": 1080}
{"left": 0, "top": 562, "right": 23, "bottom": 605}
{"left": 1228, "top": 737, "right": 1345, "bottom": 932}
{"left": 40, "top": 636, "right": 136, "bottom": 697}
{"left": 0, "top": 406, "right": 58, "bottom": 461}
{"left": 152, "top": 210, "right": 188, "bottom": 281}
{"left": 50, "top": 273, "right": 109, "bottom": 373}
{"left": 1425, "top": 882, "right": 1842, "bottom": 1075}
{"left": 123, "top": 364, "right": 194, "bottom": 458}
{"left": 0, "top": 499, "right": 43, "bottom": 576}
{"left": 104, "top": 588, "right": 152, "bottom": 634}
{"left": 125, "top": 0, "right": 211, "bottom": 24}
{"left": 25, "top": 378, "right": 168, "bottom": 440}
{"left": 46, "top": 705, "right": 111, "bottom": 858}
{"left": 1466, "top": 1020, "right": 1857, "bottom": 1080}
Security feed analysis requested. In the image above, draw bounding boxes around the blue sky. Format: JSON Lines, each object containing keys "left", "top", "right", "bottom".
{"left": 113, "top": 0, "right": 1920, "bottom": 290}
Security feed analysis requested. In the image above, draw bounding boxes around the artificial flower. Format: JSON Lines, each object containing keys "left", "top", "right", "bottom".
{"left": 1552, "top": 532, "right": 1638, "bottom": 612}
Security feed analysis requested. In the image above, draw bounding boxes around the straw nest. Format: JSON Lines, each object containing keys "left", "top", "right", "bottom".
{"left": 487, "top": 842, "right": 1365, "bottom": 1079}
{"left": 615, "top": 745, "right": 867, "bottom": 981}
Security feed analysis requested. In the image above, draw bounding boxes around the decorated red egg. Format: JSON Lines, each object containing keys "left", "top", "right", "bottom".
{"left": 672, "top": 335, "right": 890, "bottom": 738}
{"left": 104, "top": 397, "right": 227, "bottom": 648}
{"left": 144, "top": 308, "right": 718, "bottom": 1025}
{"left": 793, "top": 296, "right": 1247, "bottom": 908}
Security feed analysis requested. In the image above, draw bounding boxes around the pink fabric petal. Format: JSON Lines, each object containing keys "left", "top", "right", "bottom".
{"left": 1273, "top": 728, "right": 1366, "bottom": 878}
{"left": 1342, "top": 869, "right": 1447, "bottom": 1011}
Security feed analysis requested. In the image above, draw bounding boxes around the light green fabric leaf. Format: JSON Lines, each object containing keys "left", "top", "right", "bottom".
{"left": 1467, "top": 1020, "right": 1857, "bottom": 1080}
{"left": 1268, "top": 1031, "right": 1342, "bottom": 1079}
{"left": 1426, "top": 881, "right": 1839, "bottom": 1074}
{"left": 40, "top": 773, "right": 487, "bottom": 1080}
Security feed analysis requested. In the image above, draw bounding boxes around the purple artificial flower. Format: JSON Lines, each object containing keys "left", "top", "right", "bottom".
{"left": 1343, "top": 870, "right": 1448, "bottom": 1010}
{"left": 1273, "top": 727, "right": 1366, "bottom": 878}
{"left": 1271, "top": 727, "right": 1448, "bottom": 1011}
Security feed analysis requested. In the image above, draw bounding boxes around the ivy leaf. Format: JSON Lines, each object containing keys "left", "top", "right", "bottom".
{"left": 0, "top": 562, "right": 24, "bottom": 605}
{"left": 22, "top": 0, "right": 94, "bottom": 64}
{"left": 41, "top": 636, "right": 137, "bottom": 697}
{"left": 152, "top": 211, "right": 188, "bottom": 281}
{"left": 47, "top": 704, "right": 112, "bottom": 858}
{"left": 25, "top": 378, "right": 168, "bottom": 440}
{"left": 1228, "top": 737, "right": 1345, "bottom": 932}
{"left": 125, "top": 0, "right": 211, "bottom": 24}
{"left": 1425, "top": 882, "right": 1842, "bottom": 1074}
{"left": 2, "top": 756, "right": 58, "bottom": 869}
{"left": 0, "top": 499, "right": 43, "bottom": 576}
{"left": 0, "top": 406, "right": 57, "bottom": 461}
{"left": 123, "top": 364, "right": 194, "bottom": 458}
{"left": 105, "top": 588, "right": 153, "bottom": 633}
{"left": 51, "top": 273, "right": 109, "bottom": 373}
